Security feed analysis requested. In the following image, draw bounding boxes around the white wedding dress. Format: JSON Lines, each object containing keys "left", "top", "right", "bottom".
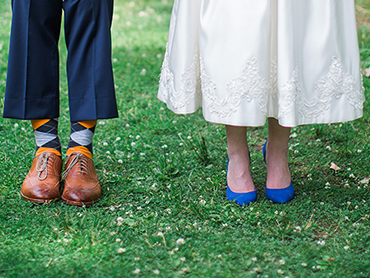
{"left": 158, "top": 0, "right": 365, "bottom": 127}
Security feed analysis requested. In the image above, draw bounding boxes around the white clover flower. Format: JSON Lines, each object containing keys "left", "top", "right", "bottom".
{"left": 199, "top": 199, "right": 206, "bottom": 205}
{"left": 106, "top": 151, "right": 111, "bottom": 154}
{"left": 165, "top": 226, "right": 171, "bottom": 231}
{"left": 157, "top": 232, "right": 163, "bottom": 237}
{"left": 140, "top": 69, "right": 146, "bottom": 75}
{"left": 251, "top": 257, "right": 257, "bottom": 262}
{"left": 180, "top": 257, "right": 186, "bottom": 262}
{"left": 117, "top": 217, "right": 124, "bottom": 226}
{"left": 109, "top": 206, "right": 115, "bottom": 211}
{"left": 222, "top": 223, "right": 229, "bottom": 227}
{"left": 131, "top": 142, "right": 136, "bottom": 146}
{"left": 277, "top": 269, "right": 284, "bottom": 274}
{"left": 118, "top": 159, "right": 123, "bottom": 164}
{"left": 279, "top": 259, "right": 286, "bottom": 265}
{"left": 301, "top": 263, "right": 307, "bottom": 267}
{"left": 133, "top": 269, "right": 141, "bottom": 274}
{"left": 138, "top": 11, "right": 147, "bottom": 17}
{"left": 162, "top": 144, "right": 168, "bottom": 148}
{"left": 153, "top": 270, "right": 160, "bottom": 275}
{"left": 176, "top": 238, "right": 185, "bottom": 245}
{"left": 14, "top": 123, "right": 19, "bottom": 128}
{"left": 344, "top": 245, "right": 350, "bottom": 250}
{"left": 187, "top": 136, "right": 191, "bottom": 139}
{"left": 103, "top": 142, "right": 108, "bottom": 146}
{"left": 317, "top": 240, "right": 326, "bottom": 246}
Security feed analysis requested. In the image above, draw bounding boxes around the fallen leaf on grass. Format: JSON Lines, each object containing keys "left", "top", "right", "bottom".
{"left": 359, "top": 177, "right": 370, "bottom": 184}
{"left": 330, "top": 163, "right": 341, "bottom": 171}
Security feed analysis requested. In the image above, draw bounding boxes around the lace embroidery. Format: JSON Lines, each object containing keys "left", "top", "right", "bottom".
{"left": 201, "top": 57, "right": 271, "bottom": 117}
{"left": 159, "top": 46, "right": 201, "bottom": 109}
{"left": 269, "top": 58, "right": 278, "bottom": 99}
{"left": 299, "top": 57, "right": 365, "bottom": 118}
{"left": 160, "top": 53, "right": 364, "bottom": 119}
{"left": 278, "top": 66, "right": 302, "bottom": 118}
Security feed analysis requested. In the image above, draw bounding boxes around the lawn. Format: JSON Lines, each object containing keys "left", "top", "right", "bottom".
{"left": 0, "top": 0, "right": 369, "bottom": 277}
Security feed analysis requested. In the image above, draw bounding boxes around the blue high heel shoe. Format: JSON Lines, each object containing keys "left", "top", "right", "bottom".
{"left": 226, "top": 158, "right": 257, "bottom": 206}
{"left": 263, "top": 141, "right": 294, "bottom": 204}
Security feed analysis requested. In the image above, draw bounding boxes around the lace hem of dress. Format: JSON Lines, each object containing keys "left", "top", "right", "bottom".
{"left": 158, "top": 46, "right": 202, "bottom": 109}
{"left": 159, "top": 52, "right": 365, "bottom": 119}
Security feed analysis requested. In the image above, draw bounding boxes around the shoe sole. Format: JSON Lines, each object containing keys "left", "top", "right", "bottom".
{"left": 20, "top": 191, "right": 59, "bottom": 204}
{"left": 61, "top": 196, "right": 99, "bottom": 207}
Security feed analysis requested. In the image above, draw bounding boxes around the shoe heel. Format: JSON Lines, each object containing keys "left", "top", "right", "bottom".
{"left": 226, "top": 158, "right": 257, "bottom": 206}
{"left": 263, "top": 141, "right": 294, "bottom": 203}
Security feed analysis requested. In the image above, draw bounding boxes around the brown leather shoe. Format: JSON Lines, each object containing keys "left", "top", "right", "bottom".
{"left": 21, "top": 152, "right": 62, "bottom": 204}
{"left": 61, "top": 152, "right": 101, "bottom": 207}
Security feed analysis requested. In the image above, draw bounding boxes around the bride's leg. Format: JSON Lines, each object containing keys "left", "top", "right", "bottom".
{"left": 225, "top": 125, "right": 255, "bottom": 193}
{"left": 266, "top": 118, "right": 291, "bottom": 189}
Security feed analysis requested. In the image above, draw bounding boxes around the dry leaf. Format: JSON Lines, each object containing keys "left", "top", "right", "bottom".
{"left": 359, "top": 177, "right": 370, "bottom": 184}
{"left": 330, "top": 163, "right": 341, "bottom": 171}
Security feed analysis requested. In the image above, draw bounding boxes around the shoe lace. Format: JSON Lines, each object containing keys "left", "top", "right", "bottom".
{"left": 62, "top": 152, "right": 89, "bottom": 180}
{"left": 36, "top": 152, "right": 53, "bottom": 181}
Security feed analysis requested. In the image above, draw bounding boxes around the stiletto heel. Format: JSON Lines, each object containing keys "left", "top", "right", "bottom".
{"left": 226, "top": 158, "right": 257, "bottom": 206}
{"left": 263, "top": 141, "right": 294, "bottom": 203}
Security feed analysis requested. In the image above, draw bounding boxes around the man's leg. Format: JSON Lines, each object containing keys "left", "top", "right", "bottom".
{"left": 63, "top": 0, "right": 117, "bottom": 121}
{"left": 4, "top": 0, "right": 64, "bottom": 204}
{"left": 61, "top": 0, "right": 118, "bottom": 206}
{"left": 4, "top": 0, "right": 62, "bottom": 119}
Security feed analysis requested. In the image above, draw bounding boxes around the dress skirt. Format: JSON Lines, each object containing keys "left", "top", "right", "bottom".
{"left": 158, "top": 0, "right": 365, "bottom": 127}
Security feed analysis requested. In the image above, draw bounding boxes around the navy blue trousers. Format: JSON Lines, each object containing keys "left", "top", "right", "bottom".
{"left": 3, "top": 0, "right": 118, "bottom": 121}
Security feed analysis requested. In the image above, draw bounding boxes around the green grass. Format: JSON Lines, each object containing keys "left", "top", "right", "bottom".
{"left": 0, "top": 0, "right": 370, "bottom": 277}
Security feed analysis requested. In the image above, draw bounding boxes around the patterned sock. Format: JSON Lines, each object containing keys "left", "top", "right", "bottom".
{"left": 66, "top": 120, "right": 97, "bottom": 159}
{"left": 31, "top": 118, "right": 62, "bottom": 157}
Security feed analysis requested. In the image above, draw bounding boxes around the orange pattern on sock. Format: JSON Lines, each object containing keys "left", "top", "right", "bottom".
{"left": 36, "top": 147, "right": 62, "bottom": 157}
{"left": 79, "top": 120, "right": 97, "bottom": 129}
{"left": 31, "top": 119, "right": 50, "bottom": 130}
{"left": 66, "top": 146, "right": 93, "bottom": 159}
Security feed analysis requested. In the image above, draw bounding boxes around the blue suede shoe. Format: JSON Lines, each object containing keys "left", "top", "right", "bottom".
{"left": 263, "top": 141, "right": 294, "bottom": 203}
{"left": 226, "top": 158, "right": 257, "bottom": 206}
